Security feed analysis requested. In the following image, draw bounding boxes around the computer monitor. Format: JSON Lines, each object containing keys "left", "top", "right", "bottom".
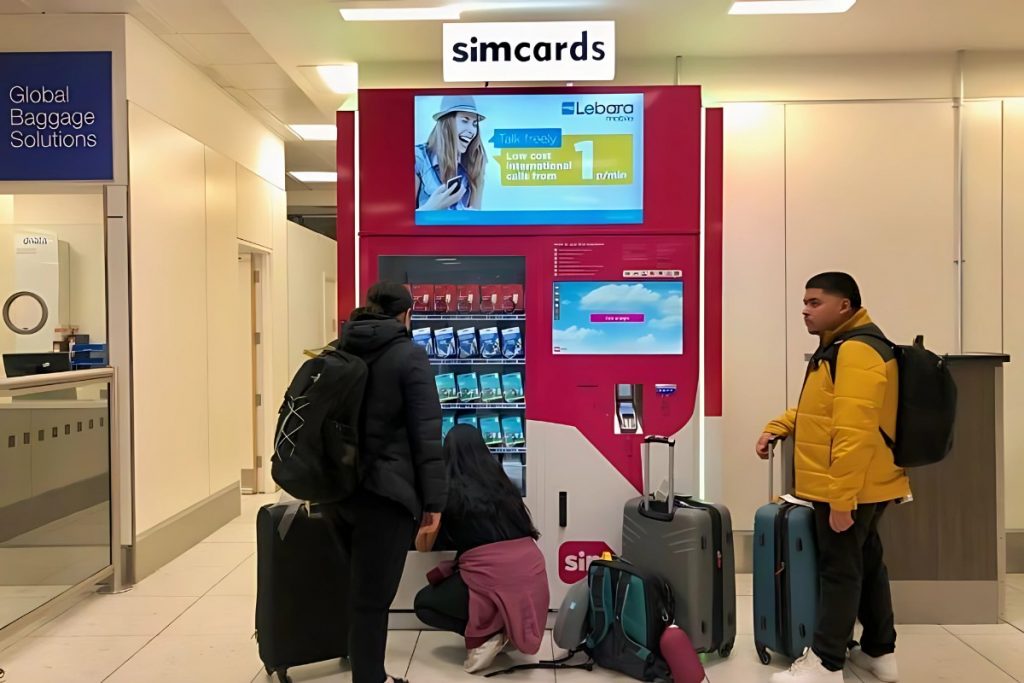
{"left": 3, "top": 352, "right": 72, "bottom": 378}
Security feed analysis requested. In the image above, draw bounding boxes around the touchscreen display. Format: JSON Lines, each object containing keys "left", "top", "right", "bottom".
{"left": 552, "top": 281, "right": 682, "bottom": 355}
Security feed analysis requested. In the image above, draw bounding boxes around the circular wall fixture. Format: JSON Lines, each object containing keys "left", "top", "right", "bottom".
{"left": 3, "top": 291, "right": 49, "bottom": 336}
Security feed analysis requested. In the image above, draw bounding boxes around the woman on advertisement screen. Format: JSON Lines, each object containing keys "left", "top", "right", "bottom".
{"left": 415, "top": 95, "right": 487, "bottom": 211}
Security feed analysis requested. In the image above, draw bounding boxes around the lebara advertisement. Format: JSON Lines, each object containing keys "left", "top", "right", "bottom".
{"left": 414, "top": 93, "right": 643, "bottom": 226}
{"left": 552, "top": 281, "right": 683, "bottom": 355}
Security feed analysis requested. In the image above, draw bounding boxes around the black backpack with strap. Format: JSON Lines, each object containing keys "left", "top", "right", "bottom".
{"left": 271, "top": 346, "right": 368, "bottom": 504}
{"left": 816, "top": 330, "right": 957, "bottom": 469}
{"left": 487, "top": 557, "right": 674, "bottom": 681}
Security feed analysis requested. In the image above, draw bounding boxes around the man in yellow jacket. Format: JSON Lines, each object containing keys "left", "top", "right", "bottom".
{"left": 756, "top": 272, "right": 909, "bottom": 683}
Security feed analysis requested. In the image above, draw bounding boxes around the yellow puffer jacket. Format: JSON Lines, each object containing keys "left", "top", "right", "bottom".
{"left": 764, "top": 308, "right": 911, "bottom": 511}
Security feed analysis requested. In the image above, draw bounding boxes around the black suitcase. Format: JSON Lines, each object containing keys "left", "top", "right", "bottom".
{"left": 255, "top": 502, "right": 349, "bottom": 682}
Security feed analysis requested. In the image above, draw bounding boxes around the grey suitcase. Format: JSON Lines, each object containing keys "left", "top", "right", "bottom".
{"left": 622, "top": 435, "right": 737, "bottom": 658}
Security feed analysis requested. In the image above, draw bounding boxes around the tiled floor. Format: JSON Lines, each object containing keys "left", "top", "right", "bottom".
{"left": 1, "top": 493, "right": 1023, "bottom": 682}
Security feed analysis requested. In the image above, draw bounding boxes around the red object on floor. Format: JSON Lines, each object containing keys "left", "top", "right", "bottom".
{"left": 660, "top": 625, "right": 706, "bottom": 683}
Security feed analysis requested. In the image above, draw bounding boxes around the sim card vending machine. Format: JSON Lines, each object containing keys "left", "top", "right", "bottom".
{"left": 339, "top": 86, "right": 723, "bottom": 611}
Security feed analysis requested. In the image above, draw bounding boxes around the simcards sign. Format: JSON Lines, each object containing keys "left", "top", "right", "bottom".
{"left": 443, "top": 21, "right": 615, "bottom": 83}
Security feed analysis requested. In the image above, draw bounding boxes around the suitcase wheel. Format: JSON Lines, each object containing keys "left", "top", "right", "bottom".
{"left": 719, "top": 640, "right": 734, "bottom": 658}
{"left": 272, "top": 668, "right": 291, "bottom": 683}
{"left": 756, "top": 642, "right": 771, "bottom": 665}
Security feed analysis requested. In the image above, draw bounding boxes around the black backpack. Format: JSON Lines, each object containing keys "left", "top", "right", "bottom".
{"left": 271, "top": 346, "right": 368, "bottom": 504}
{"left": 585, "top": 558, "right": 675, "bottom": 681}
{"left": 487, "top": 557, "right": 674, "bottom": 681}
{"left": 819, "top": 332, "right": 957, "bottom": 468}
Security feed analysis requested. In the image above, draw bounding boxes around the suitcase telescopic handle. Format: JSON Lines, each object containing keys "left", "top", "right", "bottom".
{"left": 640, "top": 435, "right": 676, "bottom": 521}
{"left": 767, "top": 437, "right": 783, "bottom": 503}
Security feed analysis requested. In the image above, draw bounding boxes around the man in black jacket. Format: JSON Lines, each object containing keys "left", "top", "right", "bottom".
{"left": 331, "top": 282, "right": 446, "bottom": 683}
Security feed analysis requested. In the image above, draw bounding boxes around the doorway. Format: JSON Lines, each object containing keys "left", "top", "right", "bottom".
{"left": 237, "top": 250, "right": 266, "bottom": 493}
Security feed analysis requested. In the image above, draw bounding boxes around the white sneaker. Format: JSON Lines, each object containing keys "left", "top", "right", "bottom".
{"left": 849, "top": 645, "right": 899, "bottom": 682}
{"left": 770, "top": 648, "right": 844, "bottom": 683}
{"left": 464, "top": 633, "right": 508, "bottom": 673}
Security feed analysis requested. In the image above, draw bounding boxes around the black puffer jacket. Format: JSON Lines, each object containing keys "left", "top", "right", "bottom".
{"left": 340, "top": 315, "right": 446, "bottom": 518}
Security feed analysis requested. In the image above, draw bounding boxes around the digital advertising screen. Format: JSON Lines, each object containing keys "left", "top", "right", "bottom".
{"left": 552, "top": 281, "right": 683, "bottom": 355}
{"left": 414, "top": 93, "right": 644, "bottom": 226}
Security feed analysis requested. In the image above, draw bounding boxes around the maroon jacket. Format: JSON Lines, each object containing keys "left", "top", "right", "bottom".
{"left": 427, "top": 537, "right": 549, "bottom": 653}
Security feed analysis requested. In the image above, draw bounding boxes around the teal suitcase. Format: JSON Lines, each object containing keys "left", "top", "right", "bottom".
{"left": 753, "top": 440, "right": 818, "bottom": 665}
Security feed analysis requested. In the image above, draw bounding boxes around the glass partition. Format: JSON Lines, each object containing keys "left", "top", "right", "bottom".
{"left": 0, "top": 370, "right": 114, "bottom": 630}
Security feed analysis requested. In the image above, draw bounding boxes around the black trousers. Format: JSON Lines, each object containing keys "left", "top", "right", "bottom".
{"left": 811, "top": 502, "right": 897, "bottom": 672}
{"left": 326, "top": 491, "right": 418, "bottom": 683}
{"left": 414, "top": 572, "right": 471, "bottom": 635}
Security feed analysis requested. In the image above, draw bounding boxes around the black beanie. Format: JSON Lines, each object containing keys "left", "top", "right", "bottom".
{"left": 367, "top": 281, "right": 414, "bottom": 317}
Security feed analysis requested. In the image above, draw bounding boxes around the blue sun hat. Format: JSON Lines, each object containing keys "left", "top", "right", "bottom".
{"left": 433, "top": 95, "right": 486, "bottom": 121}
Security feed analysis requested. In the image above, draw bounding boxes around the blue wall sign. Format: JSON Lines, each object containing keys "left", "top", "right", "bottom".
{"left": 0, "top": 52, "right": 113, "bottom": 181}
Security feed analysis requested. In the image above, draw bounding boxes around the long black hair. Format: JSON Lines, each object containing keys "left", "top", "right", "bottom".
{"left": 444, "top": 425, "right": 539, "bottom": 541}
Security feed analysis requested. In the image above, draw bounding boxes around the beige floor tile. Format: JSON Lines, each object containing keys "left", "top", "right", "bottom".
{"left": 409, "top": 630, "right": 555, "bottom": 681}
{"left": 162, "top": 541, "right": 256, "bottom": 570}
{"left": 1006, "top": 574, "right": 1024, "bottom": 592}
{"left": 204, "top": 522, "right": 258, "bottom": 543}
{"left": 209, "top": 555, "right": 258, "bottom": 597}
{"left": 703, "top": 635, "right": 863, "bottom": 682}
{"left": 129, "top": 563, "right": 232, "bottom": 598}
{"left": 945, "top": 623, "right": 1023, "bottom": 636}
{"left": 249, "top": 631, "right": 420, "bottom": 683}
{"left": 957, "top": 632, "right": 1024, "bottom": 681}
{"left": 31, "top": 594, "right": 196, "bottom": 637}
{"left": 104, "top": 633, "right": 264, "bottom": 683}
{"left": 0, "top": 635, "right": 148, "bottom": 683}
{"left": 736, "top": 595, "right": 754, "bottom": 635}
{"left": 163, "top": 594, "right": 256, "bottom": 636}
{"left": 848, "top": 632, "right": 1016, "bottom": 683}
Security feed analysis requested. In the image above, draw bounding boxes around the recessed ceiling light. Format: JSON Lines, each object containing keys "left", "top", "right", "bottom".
{"left": 339, "top": 5, "right": 463, "bottom": 21}
{"left": 729, "top": 0, "right": 855, "bottom": 14}
{"left": 289, "top": 171, "right": 338, "bottom": 183}
{"left": 316, "top": 64, "right": 359, "bottom": 94}
{"left": 289, "top": 125, "right": 337, "bottom": 141}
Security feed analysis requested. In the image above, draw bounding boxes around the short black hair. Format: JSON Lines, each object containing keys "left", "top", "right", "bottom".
{"left": 806, "top": 272, "right": 861, "bottom": 310}
{"left": 366, "top": 281, "right": 414, "bottom": 317}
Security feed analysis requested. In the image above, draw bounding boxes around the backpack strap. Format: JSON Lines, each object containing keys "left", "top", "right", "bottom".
{"left": 586, "top": 566, "right": 613, "bottom": 649}
{"left": 613, "top": 575, "right": 653, "bottom": 662}
{"left": 483, "top": 651, "right": 594, "bottom": 677}
{"left": 811, "top": 329, "right": 897, "bottom": 448}
{"left": 812, "top": 329, "right": 894, "bottom": 385}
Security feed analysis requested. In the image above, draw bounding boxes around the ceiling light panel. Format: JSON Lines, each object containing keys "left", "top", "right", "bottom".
{"left": 290, "top": 125, "right": 337, "bottom": 141}
{"left": 339, "top": 5, "right": 462, "bottom": 21}
{"left": 316, "top": 64, "right": 359, "bottom": 94}
{"left": 729, "top": 0, "right": 856, "bottom": 15}
{"left": 289, "top": 171, "right": 338, "bottom": 183}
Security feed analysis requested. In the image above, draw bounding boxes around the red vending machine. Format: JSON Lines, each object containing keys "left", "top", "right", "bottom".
{"left": 338, "top": 86, "right": 717, "bottom": 611}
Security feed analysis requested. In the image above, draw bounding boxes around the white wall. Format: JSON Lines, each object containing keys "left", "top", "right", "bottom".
{"left": 286, "top": 222, "right": 338, "bottom": 376}
{"left": 124, "top": 21, "right": 287, "bottom": 535}
{"left": 123, "top": 17, "right": 283, "bottom": 190}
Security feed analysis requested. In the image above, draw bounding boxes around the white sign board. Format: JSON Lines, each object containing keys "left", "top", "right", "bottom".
{"left": 443, "top": 21, "right": 615, "bottom": 83}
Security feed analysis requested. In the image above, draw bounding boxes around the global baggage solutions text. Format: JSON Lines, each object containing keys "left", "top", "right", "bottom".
{"left": 8, "top": 86, "right": 100, "bottom": 149}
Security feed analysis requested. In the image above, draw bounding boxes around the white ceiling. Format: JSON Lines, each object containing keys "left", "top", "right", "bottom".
{"left": 5, "top": 0, "right": 1024, "bottom": 210}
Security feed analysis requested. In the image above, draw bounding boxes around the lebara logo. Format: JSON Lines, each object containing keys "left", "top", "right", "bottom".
{"left": 558, "top": 541, "right": 614, "bottom": 584}
{"left": 561, "top": 100, "right": 635, "bottom": 122}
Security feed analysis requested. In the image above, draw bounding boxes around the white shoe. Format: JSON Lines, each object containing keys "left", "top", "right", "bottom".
{"left": 464, "top": 633, "right": 508, "bottom": 673}
{"left": 849, "top": 645, "right": 899, "bottom": 682}
{"left": 770, "top": 648, "right": 844, "bottom": 683}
